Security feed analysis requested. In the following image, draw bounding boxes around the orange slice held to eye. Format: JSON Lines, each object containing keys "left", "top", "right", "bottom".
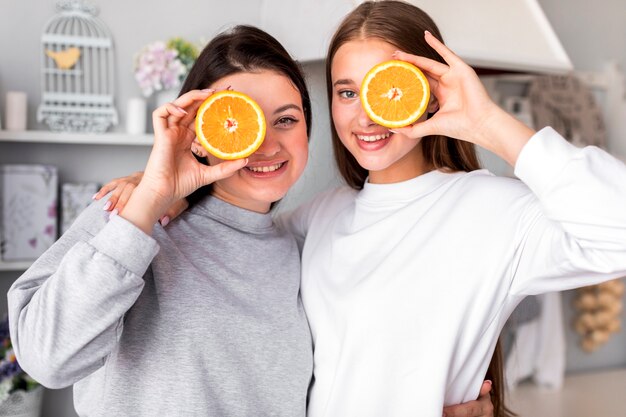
{"left": 360, "top": 60, "right": 431, "bottom": 129}
{"left": 195, "top": 91, "right": 266, "bottom": 160}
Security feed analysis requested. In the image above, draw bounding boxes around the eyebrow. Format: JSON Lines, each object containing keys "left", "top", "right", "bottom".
{"left": 333, "top": 79, "right": 355, "bottom": 87}
{"left": 273, "top": 104, "right": 303, "bottom": 115}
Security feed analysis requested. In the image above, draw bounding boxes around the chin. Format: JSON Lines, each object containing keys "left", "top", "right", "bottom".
{"left": 353, "top": 155, "right": 393, "bottom": 172}
{"left": 250, "top": 189, "right": 288, "bottom": 206}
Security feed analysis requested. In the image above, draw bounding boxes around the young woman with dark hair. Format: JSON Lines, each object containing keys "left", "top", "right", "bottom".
{"left": 8, "top": 25, "right": 313, "bottom": 416}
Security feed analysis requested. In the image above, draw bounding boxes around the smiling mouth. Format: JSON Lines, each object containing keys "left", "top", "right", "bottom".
{"left": 356, "top": 132, "right": 392, "bottom": 142}
{"left": 245, "top": 162, "right": 285, "bottom": 173}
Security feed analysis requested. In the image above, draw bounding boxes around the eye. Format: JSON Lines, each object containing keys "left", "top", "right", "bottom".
{"left": 338, "top": 90, "right": 358, "bottom": 99}
{"left": 275, "top": 116, "right": 298, "bottom": 128}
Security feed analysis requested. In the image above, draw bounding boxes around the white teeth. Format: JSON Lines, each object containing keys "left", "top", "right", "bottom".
{"left": 356, "top": 132, "right": 392, "bottom": 142}
{"left": 247, "top": 162, "right": 284, "bottom": 173}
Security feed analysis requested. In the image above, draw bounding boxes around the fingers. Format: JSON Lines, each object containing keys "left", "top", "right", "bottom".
{"left": 99, "top": 181, "right": 135, "bottom": 213}
{"left": 441, "top": 380, "right": 494, "bottom": 417}
{"left": 152, "top": 89, "right": 214, "bottom": 133}
{"left": 424, "top": 30, "right": 462, "bottom": 66}
{"left": 478, "top": 380, "right": 493, "bottom": 398}
{"left": 392, "top": 31, "right": 465, "bottom": 80}
{"left": 171, "top": 89, "right": 214, "bottom": 126}
{"left": 393, "top": 50, "right": 448, "bottom": 78}
{"left": 200, "top": 158, "right": 249, "bottom": 185}
{"left": 94, "top": 172, "right": 144, "bottom": 213}
{"left": 443, "top": 399, "right": 486, "bottom": 417}
{"left": 152, "top": 102, "right": 188, "bottom": 134}
{"left": 392, "top": 118, "right": 438, "bottom": 140}
{"left": 111, "top": 181, "right": 139, "bottom": 214}
{"left": 474, "top": 380, "right": 495, "bottom": 417}
{"left": 158, "top": 198, "right": 189, "bottom": 227}
{"left": 93, "top": 179, "right": 121, "bottom": 201}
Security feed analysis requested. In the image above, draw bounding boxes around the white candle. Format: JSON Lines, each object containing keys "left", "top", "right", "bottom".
{"left": 5, "top": 91, "right": 28, "bottom": 131}
{"left": 126, "top": 97, "right": 147, "bottom": 134}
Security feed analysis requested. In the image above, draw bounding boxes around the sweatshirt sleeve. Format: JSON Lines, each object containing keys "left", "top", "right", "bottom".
{"left": 7, "top": 200, "right": 159, "bottom": 388}
{"left": 508, "top": 127, "right": 626, "bottom": 295}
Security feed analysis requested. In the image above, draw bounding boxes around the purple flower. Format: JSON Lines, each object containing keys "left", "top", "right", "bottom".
{"left": 0, "top": 360, "right": 21, "bottom": 381}
{"left": 134, "top": 41, "right": 187, "bottom": 97}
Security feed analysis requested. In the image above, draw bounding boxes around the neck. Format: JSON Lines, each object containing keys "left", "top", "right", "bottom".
{"left": 210, "top": 187, "right": 271, "bottom": 214}
{"left": 368, "top": 146, "right": 432, "bottom": 184}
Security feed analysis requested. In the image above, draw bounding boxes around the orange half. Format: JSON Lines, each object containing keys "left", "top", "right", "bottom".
{"left": 195, "top": 91, "right": 266, "bottom": 160}
{"left": 360, "top": 60, "right": 430, "bottom": 129}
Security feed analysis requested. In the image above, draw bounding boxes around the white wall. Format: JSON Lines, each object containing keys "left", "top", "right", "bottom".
{"left": 539, "top": 0, "right": 626, "bottom": 73}
{"left": 537, "top": 0, "right": 626, "bottom": 374}
{"left": 540, "top": 0, "right": 626, "bottom": 159}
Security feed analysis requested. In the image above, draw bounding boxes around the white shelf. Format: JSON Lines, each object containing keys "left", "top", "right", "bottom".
{"left": 0, "top": 130, "right": 153, "bottom": 146}
{"left": 0, "top": 261, "right": 32, "bottom": 271}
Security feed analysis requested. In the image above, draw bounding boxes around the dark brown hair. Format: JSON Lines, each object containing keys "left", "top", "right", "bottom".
{"left": 326, "top": 2, "right": 514, "bottom": 416}
{"left": 181, "top": 25, "right": 311, "bottom": 206}
{"left": 326, "top": 0, "right": 481, "bottom": 190}
{"left": 180, "top": 25, "right": 311, "bottom": 135}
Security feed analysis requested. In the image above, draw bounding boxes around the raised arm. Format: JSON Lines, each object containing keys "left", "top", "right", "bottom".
{"left": 8, "top": 89, "right": 247, "bottom": 388}
{"left": 508, "top": 126, "right": 626, "bottom": 294}
{"left": 8, "top": 200, "right": 157, "bottom": 388}
{"left": 394, "top": 32, "right": 626, "bottom": 294}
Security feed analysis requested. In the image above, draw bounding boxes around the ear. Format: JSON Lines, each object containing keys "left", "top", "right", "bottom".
{"left": 191, "top": 137, "right": 210, "bottom": 158}
{"left": 427, "top": 94, "right": 439, "bottom": 114}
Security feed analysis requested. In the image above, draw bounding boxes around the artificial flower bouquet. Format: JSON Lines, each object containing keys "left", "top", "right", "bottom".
{"left": 134, "top": 37, "right": 199, "bottom": 97}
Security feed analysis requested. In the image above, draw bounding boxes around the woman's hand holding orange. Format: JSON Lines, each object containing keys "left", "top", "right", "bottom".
{"left": 393, "top": 31, "right": 535, "bottom": 166}
{"left": 120, "top": 89, "right": 247, "bottom": 234}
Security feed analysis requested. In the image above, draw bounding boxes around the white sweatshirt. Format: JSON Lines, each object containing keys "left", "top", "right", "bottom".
{"left": 278, "top": 127, "right": 626, "bottom": 417}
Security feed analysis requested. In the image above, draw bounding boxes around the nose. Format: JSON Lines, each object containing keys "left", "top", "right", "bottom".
{"left": 254, "top": 130, "right": 280, "bottom": 157}
{"left": 357, "top": 103, "right": 375, "bottom": 128}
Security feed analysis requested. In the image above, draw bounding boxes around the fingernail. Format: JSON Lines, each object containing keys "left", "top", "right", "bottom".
{"left": 486, "top": 380, "right": 493, "bottom": 386}
{"left": 243, "top": 158, "right": 249, "bottom": 166}
{"left": 176, "top": 106, "right": 188, "bottom": 115}
{"left": 389, "top": 129, "right": 398, "bottom": 134}
{"left": 92, "top": 193, "right": 98, "bottom": 200}
{"left": 103, "top": 201, "right": 112, "bottom": 211}
{"left": 160, "top": 216, "right": 170, "bottom": 227}
{"left": 109, "top": 209, "right": 118, "bottom": 218}
{"left": 201, "top": 88, "right": 214, "bottom": 93}
{"left": 425, "top": 30, "right": 432, "bottom": 36}
{"left": 392, "top": 50, "right": 400, "bottom": 56}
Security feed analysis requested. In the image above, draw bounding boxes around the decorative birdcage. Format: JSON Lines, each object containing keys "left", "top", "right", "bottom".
{"left": 37, "top": 0, "right": 118, "bottom": 133}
